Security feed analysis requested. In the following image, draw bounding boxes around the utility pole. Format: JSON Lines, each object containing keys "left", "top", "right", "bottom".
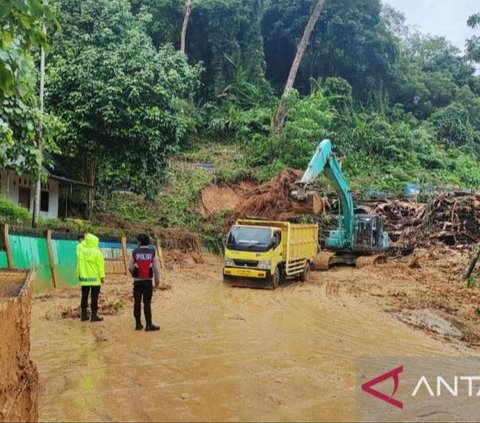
{"left": 32, "top": 0, "right": 48, "bottom": 227}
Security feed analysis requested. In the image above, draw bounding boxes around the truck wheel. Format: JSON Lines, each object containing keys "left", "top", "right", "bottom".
{"left": 272, "top": 267, "right": 280, "bottom": 289}
{"left": 300, "top": 262, "right": 310, "bottom": 282}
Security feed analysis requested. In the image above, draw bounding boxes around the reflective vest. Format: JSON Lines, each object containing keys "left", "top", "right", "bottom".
{"left": 132, "top": 247, "right": 156, "bottom": 279}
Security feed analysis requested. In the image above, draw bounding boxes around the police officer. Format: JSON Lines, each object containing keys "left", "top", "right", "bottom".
{"left": 129, "top": 234, "right": 161, "bottom": 331}
{"left": 77, "top": 233, "right": 105, "bottom": 322}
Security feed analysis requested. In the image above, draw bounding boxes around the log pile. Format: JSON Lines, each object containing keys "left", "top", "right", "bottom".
{"left": 373, "top": 193, "right": 480, "bottom": 249}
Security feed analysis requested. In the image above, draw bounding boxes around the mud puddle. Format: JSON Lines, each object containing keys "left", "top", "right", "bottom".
{"left": 31, "top": 255, "right": 477, "bottom": 422}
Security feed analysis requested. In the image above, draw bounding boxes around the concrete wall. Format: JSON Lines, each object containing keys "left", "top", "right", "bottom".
{"left": 0, "top": 170, "right": 59, "bottom": 219}
{"left": 0, "top": 269, "right": 38, "bottom": 422}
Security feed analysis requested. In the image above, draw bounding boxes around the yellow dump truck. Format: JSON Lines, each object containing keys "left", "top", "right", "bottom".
{"left": 223, "top": 219, "right": 319, "bottom": 289}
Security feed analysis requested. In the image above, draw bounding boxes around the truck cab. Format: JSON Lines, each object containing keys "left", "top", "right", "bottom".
{"left": 223, "top": 220, "right": 318, "bottom": 289}
{"left": 223, "top": 223, "right": 284, "bottom": 289}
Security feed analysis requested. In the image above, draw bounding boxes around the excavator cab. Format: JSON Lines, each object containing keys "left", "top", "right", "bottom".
{"left": 352, "top": 214, "right": 389, "bottom": 253}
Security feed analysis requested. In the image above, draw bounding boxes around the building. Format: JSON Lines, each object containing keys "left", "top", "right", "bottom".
{"left": 0, "top": 159, "right": 93, "bottom": 220}
{"left": 0, "top": 169, "right": 60, "bottom": 219}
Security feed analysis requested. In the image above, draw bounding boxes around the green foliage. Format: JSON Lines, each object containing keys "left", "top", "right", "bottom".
{"left": 467, "top": 13, "right": 480, "bottom": 63}
{"left": 130, "top": 0, "right": 183, "bottom": 47}
{"left": 47, "top": 0, "right": 202, "bottom": 197}
{"left": 263, "top": 0, "right": 398, "bottom": 105}
{"left": 430, "top": 102, "right": 475, "bottom": 147}
{"left": 0, "top": 0, "right": 59, "bottom": 176}
{"left": 0, "top": 195, "right": 31, "bottom": 224}
{"left": 157, "top": 164, "right": 211, "bottom": 228}
{"left": 0, "top": 0, "right": 56, "bottom": 99}
{"left": 187, "top": 0, "right": 270, "bottom": 99}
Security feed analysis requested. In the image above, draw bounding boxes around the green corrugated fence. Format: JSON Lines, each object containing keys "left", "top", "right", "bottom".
{"left": 0, "top": 225, "right": 137, "bottom": 293}
{"left": 9, "top": 234, "right": 53, "bottom": 292}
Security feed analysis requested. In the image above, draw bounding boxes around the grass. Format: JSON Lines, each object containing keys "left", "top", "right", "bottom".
{"left": 0, "top": 195, "right": 32, "bottom": 224}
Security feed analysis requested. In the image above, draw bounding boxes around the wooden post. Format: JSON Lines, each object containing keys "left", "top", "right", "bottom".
{"left": 46, "top": 230, "right": 58, "bottom": 288}
{"left": 121, "top": 236, "right": 129, "bottom": 275}
{"left": 2, "top": 224, "right": 14, "bottom": 269}
{"left": 155, "top": 237, "right": 166, "bottom": 270}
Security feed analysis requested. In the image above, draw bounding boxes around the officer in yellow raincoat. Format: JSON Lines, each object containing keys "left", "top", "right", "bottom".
{"left": 77, "top": 233, "right": 105, "bottom": 322}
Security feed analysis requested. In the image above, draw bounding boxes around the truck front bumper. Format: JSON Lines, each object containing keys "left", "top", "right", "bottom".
{"left": 223, "top": 267, "right": 274, "bottom": 289}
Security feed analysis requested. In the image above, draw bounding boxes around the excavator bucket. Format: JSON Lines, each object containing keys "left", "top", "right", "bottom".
{"left": 291, "top": 182, "right": 329, "bottom": 215}
{"left": 291, "top": 182, "right": 309, "bottom": 200}
{"left": 312, "top": 251, "right": 337, "bottom": 271}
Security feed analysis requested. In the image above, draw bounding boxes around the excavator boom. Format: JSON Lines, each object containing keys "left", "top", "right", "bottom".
{"left": 293, "top": 139, "right": 354, "bottom": 249}
{"left": 293, "top": 139, "right": 391, "bottom": 261}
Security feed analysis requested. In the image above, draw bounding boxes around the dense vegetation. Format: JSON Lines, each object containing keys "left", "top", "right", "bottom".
{"left": 2, "top": 0, "right": 480, "bottom": 228}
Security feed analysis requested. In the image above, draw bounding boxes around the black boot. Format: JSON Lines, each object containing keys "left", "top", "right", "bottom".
{"left": 81, "top": 310, "right": 89, "bottom": 321}
{"left": 135, "top": 322, "right": 144, "bottom": 331}
{"left": 91, "top": 314, "right": 104, "bottom": 322}
{"left": 145, "top": 324, "right": 160, "bottom": 332}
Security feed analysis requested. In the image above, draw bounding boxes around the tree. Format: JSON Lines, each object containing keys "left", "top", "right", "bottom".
{"left": 467, "top": 13, "right": 480, "bottom": 63}
{"left": 130, "top": 0, "right": 183, "bottom": 48}
{"left": 47, "top": 0, "right": 201, "bottom": 212}
{"left": 381, "top": 4, "right": 409, "bottom": 39}
{"left": 186, "top": 0, "right": 269, "bottom": 100}
{"left": 180, "top": 0, "right": 193, "bottom": 54}
{"left": 0, "top": 0, "right": 58, "bottom": 176}
{"left": 263, "top": 0, "right": 399, "bottom": 106}
{"left": 0, "top": 0, "right": 55, "bottom": 99}
{"left": 430, "top": 102, "right": 474, "bottom": 147}
{"left": 273, "top": 0, "right": 327, "bottom": 132}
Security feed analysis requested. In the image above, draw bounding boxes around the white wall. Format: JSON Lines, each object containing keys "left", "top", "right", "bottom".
{"left": 0, "top": 170, "right": 59, "bottom": 219}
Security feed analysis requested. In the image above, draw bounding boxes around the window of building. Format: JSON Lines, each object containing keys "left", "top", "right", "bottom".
{"left": 40, "top": 191, "right": 49, "bottom": 212}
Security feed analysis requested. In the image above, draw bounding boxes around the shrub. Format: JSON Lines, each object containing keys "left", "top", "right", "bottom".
{"left": 0, "top": 195, "right": 31, "bottom": 224}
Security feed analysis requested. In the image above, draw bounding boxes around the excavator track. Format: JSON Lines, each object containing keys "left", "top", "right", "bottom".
{"left": 355, "top": 254, "right": 387, "bottom": 269}
{"left": 312, "top": 251, "right": 337, "bottom": 271}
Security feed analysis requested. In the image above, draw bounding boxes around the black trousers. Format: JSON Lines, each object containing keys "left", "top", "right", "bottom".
{"left": 81, "top": 286, "right": 101, "bottom": 315}
{"left": 133, "top": 280, "right": 153, "bottom": 326}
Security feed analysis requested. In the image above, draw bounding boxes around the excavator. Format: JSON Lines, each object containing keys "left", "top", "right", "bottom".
{"left": 292, "top": 139, "right": 391, "bottom": 269}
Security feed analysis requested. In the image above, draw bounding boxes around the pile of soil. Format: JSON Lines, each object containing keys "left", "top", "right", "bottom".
{"left": 227, "top": 169, "right": 327, "bottom": 224}
{"left": 156, "top": 228, "right": 202, "bottom": 253}
{"left": 374, "top": 193, "right": 480, "bottom": 249}
{"left": 163, "top": 249, "right": 204, "bottom": 266}
{"left": 200, "top": 182, "right": 255, "bottom": 216}
{"left": 92, "top": 213, "right": 148, "bottom": 233}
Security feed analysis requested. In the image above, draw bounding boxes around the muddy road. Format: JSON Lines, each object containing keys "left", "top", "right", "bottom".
{"left": 31, "top": 254, "right": 479, "bottom": 422}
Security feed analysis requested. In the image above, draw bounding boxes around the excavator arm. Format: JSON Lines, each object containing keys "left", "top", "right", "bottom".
{"left": 293, "top": 139, "right": 355, "bottom": 248}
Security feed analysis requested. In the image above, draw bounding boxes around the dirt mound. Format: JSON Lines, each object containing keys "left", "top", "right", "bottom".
{"left": 156, "top": 228, "right": 202, "bottom": 252}
{"left": 93, "top": 213, "right": 147, "bottom": 233}
{"left": 228, "top": 169, "right": 327, "bottom": 223}
{"left": 201, "top": 184, "right": 244, "bottom": 215}
{"left": 163, "top": 249, "right": 204, "bottom": 266}
{"left": 374, "top": 193, "right": 480, "bottom": 249}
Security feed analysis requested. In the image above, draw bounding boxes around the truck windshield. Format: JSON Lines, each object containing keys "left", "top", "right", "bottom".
{"left": 227, "top": 226, "right": 272, "bottom": 252}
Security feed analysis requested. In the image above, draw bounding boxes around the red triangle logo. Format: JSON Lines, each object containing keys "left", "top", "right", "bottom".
{"left": 361, "top": 365, "right": 404, "bottom": 409}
